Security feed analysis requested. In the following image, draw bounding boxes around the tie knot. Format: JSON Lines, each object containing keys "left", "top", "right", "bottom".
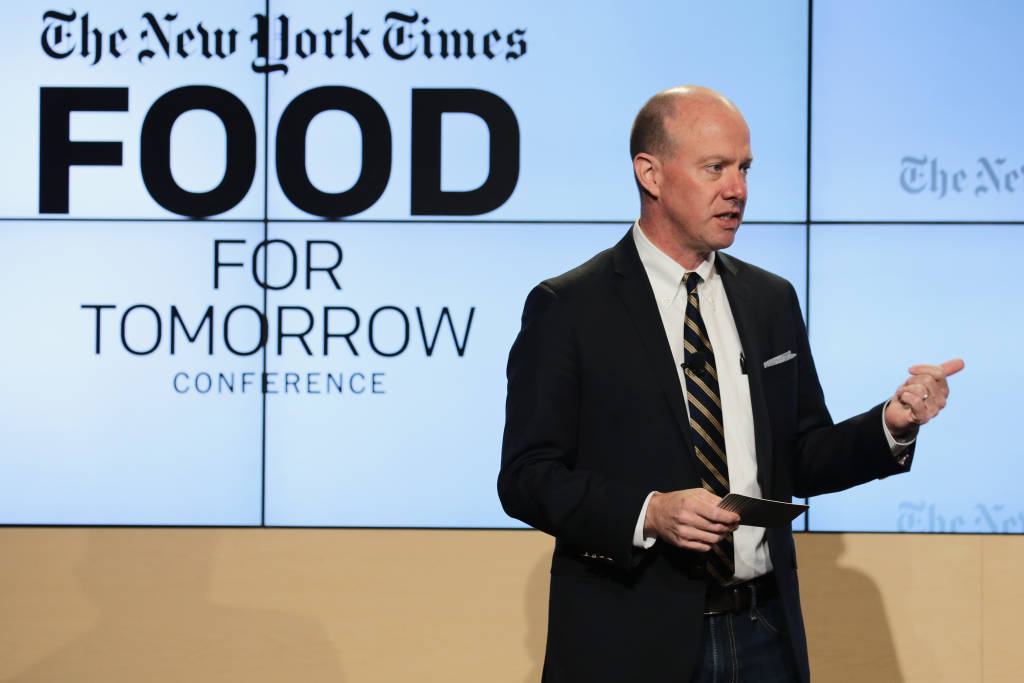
{"left": 684, "top": 272, "right": 702, "bottom": 295}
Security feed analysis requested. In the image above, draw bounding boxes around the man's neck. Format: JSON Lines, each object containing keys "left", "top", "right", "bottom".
{"left": 636, "top": 217, "right": 711, "bottom": 270}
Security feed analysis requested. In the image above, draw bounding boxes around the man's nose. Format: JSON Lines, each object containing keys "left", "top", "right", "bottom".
{"left": 723, "top": 170, "right": 747, "bottom": 204}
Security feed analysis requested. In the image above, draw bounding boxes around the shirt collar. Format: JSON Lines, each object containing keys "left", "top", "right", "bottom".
{"left": 632, "top": 221, "right": 716, "bottom": 302}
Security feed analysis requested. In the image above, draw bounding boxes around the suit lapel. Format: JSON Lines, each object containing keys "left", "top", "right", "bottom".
{"left": 716, "top": 252, "right": 774, "bottom": 493}
{"left": 609, "top": 232, "right": 693, "bottom": 452}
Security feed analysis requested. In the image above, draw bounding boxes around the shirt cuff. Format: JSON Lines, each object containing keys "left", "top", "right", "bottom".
{"left": 633, "top": 491, "right": 658, "bottom": 549}
{"left": 882, "top": 399, "right": 916, "bottom": 465}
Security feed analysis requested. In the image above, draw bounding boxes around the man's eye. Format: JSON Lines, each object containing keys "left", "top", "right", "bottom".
{"left": 708, "top": 164, "right": 722, "bottom": 172}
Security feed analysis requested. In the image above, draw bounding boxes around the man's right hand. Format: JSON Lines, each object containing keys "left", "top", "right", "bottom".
{"left": 643, "top": 489, "right": 740, "bottom": 551}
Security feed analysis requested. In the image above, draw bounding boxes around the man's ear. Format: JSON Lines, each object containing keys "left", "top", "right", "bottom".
{"left": 633, "top": 153, "right": 660, "bottom": 198}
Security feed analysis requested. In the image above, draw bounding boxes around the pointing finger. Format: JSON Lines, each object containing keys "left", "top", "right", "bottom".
{"left": 939, "top": 358, "right": 965, "bottom": 376}
{"left": 908, "top": 358, "right": 964, "bottom": 380}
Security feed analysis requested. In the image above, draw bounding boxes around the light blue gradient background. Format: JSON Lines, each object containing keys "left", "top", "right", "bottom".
{"left": 812, "top": 0, "right": 1024, "bottom": 221}
{"left": 0, "top": 222, "right": 264, "bottom": 524}
{"left": 807, "top": 224, "right": 1018, "bottom": 532}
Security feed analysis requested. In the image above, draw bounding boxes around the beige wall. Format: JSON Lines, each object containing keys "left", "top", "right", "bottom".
{"left": 1, "top": 529, "right": 1021, "bottom": 682}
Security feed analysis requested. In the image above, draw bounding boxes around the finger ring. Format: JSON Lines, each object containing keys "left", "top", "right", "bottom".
{"left": 923, "top": 391, "right": 929, "bottom": 400}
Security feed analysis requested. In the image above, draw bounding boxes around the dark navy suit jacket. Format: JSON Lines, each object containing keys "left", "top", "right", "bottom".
{"left": 498, "top": 231, "right": 911, "bottom": 682}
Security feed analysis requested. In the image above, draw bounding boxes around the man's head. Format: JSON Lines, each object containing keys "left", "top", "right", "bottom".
{"left": 631, "top": 86, "right": 752, "bottom": 268}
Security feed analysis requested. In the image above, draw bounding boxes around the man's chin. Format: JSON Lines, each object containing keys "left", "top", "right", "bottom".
{"left": 714, "top": 226, "right": 740, "bottom": 250}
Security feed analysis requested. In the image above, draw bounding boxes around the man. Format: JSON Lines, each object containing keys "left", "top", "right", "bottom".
{"left": 498, "top": 85, "right": 962, "bottom": 682}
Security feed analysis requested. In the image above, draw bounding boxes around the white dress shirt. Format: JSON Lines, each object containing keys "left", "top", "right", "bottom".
{"left": 631, "top": 222, "right": 771, "bottom": 580}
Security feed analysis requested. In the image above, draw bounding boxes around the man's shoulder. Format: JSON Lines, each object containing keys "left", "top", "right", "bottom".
{"left": 717, "top": 251, "right": 798, "bottom": 297}
{"left": 542, "top": 247, "right": 617, "bottom": 293}
{"left": 536, "top": 231, "right": 633, "bottom": 299}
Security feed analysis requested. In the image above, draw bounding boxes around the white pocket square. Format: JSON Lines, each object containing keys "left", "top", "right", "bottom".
{"left": 763, "top": 351, "right": 797, "bottom": 368}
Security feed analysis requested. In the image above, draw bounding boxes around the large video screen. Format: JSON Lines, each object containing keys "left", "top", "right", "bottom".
{"left": 0, "top": 0, "right": 1015, "bottom": 532}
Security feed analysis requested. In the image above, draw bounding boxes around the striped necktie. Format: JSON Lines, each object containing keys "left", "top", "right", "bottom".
{"left": 682, "top": 272, "right": 734, "bottom": 585}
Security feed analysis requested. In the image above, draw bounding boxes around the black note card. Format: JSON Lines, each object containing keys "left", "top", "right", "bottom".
{"left": 719, "top": 493, "right": 809, "bottom": 528}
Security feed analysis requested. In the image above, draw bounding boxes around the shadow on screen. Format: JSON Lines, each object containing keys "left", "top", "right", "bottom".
{"left": 8, "top": 529, "right": 344, "bottom": 683}
{"left": 800, "top": 533, "right": 904, "bottom": 682}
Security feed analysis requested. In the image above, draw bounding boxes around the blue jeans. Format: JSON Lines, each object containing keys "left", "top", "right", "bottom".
{"left": 691, "top": 589, "right": 799, "bottom": 683}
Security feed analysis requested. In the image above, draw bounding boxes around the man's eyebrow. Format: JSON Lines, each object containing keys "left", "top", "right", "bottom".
{"left": 695, "top": 155, "right": 752, "bottom": 165}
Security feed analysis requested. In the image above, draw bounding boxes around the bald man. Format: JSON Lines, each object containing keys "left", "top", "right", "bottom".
{"left": 498, "top": 86, "right": 961, "bottom": 682}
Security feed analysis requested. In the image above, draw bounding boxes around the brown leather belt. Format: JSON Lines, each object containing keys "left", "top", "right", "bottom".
{"left": 704, "top": 572, "right": 779, "bottom": 616}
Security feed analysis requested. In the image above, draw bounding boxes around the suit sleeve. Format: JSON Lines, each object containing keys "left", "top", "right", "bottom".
{"left": 497, "top": 283, "right": 650, "bottom": 569}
